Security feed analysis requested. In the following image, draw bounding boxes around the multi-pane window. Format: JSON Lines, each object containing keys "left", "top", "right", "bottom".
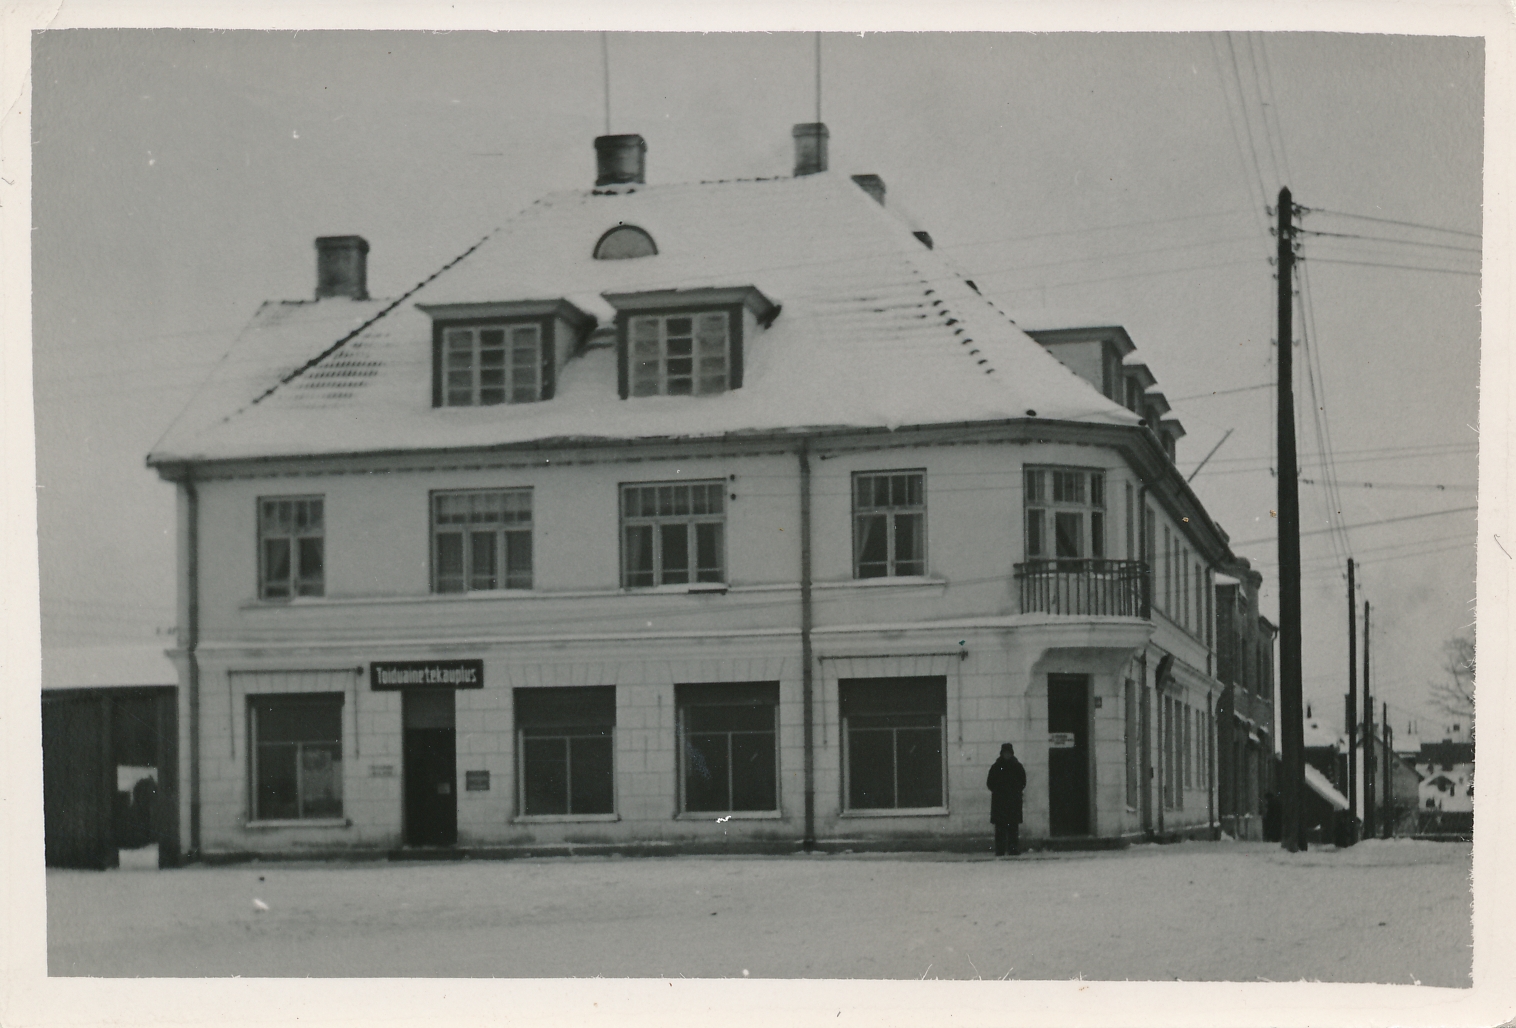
{"left": 853, "top": 472, "right": 926, "bottom": 578}
{"left": 678, "top": 682, "right": 779, "bottom": 814}
{"left": 515, "top": 687, "right": 615, "bottom": 817}
{"left": 621, "top": 481, "right": 726, "bottom": 587}
{"left": 432, "top": 490, "right": 533, "bottom": 593}
{"left": 442, "top": 323, "right": 542, "bottom": 406}
{"left": 840, "top": 677, "right": 947, "bottom": 811}
{"left": 1025, "top": 467, "right": 1105, "bottom": 563}
{"left": 629, "top": 312, "right": 730, "bottom": 396}
{"left": 249, "top": 694, "right": 343, "bottom": 820}
{"left": 259, "top": 496, "right": 324, "bottom": 599}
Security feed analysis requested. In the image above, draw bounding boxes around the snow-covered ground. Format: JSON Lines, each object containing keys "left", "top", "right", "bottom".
{"left": 46, "top": 839, "right": 1470, "bottom": 985}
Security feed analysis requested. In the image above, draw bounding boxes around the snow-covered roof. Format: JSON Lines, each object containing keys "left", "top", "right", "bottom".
{"left": 42, "top": 645, "right": 177, "bottom": 690}
{"left": 1303, "top": 763, "right": 1349, "bottom": 811}
{"left": 149, "top": 172, "right": 1138, "bottom": 465}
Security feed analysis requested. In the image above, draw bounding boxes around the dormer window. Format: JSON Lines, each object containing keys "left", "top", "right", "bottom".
{"left": 442, "top": 324, "right": 542, "bottom": 406}
{"left": 594, "top": 225, "right": 657, "bottom": 260}
{"left": 630, "top": 312, "right": 729, "bottom": 396}
{"left": 604, "top": 286, "right": 778, "bottom": 401}
{"left": 418, "top": 299, "right": 594, "bottom": 408}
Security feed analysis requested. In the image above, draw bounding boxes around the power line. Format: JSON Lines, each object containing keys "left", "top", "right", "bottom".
{"left": 1166, "top": 382, "right": 1273, "bottom": 402}
{"left": 1299, "top": 206, "right": 1481, "bottom": 240}
{"left": 1301, "top": 257, "right": 1480, "bottom": 277}
{"left": 1297, "top": 229, "right": 1482, "bottom": 255}
{"left": 1229, "top": 505, "right": 1477, "bottom": 547}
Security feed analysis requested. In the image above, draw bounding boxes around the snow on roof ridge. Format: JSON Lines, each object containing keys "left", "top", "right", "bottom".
{"left": 228, "top": 228, "right": 499, "bottom": 418}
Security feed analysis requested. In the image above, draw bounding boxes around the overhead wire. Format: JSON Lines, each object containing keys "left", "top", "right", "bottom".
{"left": 1298, "top": 206, "right": 1482, "bottom": 240}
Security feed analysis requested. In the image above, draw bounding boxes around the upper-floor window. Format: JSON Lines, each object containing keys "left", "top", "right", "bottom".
{"left": 594, "top": 225, "right": 658, "bottom": 260}
{"left": 1024, "top": 467, "right": 1104, "bottom": 562}
{"left": 621, "top": 481, "right": 726, "bottom": 587}
{"left": 432, "top": 489, "right": 533, "bottom": 593}
{"left": 630, "top": 313, "right": 730, "bottom": 396}
{"left": 853, "top": 471, "right": 926, "bottom": 578}
{"left": 259, "top": 496, "right": 324, "bottom": 599}
{"left": 441, "top": 324, "right": 543, "bottom": 406}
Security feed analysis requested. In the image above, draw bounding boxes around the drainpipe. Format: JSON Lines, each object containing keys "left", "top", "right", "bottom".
{"left": 183, "top": 477, "right": 202, "bottom": 858}
{"left": 1136, "top": 485, "right": 1153, "bottom": 836}
{"left": 1207, "top": 690, "right": 1216, "bottom": 840}
{"left": 799, "top": 438, "right": 816, "bottom": 851}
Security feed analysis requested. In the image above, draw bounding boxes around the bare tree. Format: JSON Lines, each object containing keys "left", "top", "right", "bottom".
{"left": 1429, "top": 632, "right": 1475, "bottom": 742}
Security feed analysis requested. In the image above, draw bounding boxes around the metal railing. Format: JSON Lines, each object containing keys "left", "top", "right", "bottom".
{"left": 1013, "top": 559, "right": 1151, "bottom": 618}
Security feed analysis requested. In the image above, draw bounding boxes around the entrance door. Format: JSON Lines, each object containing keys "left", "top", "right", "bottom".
{"left": 1048, "top": 674, "right": 1092, "bottom": 835}
{"left": 403, "top": 690, "right": 457, "bottom": 846}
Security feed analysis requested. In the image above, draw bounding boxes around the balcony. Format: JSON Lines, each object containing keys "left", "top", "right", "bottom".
{"left": 1014, "top": 559, "right": 1151, "bottom": 618}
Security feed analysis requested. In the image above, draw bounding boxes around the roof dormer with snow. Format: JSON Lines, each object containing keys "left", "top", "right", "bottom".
{"left": 149, "top": 128, "right": 1178, "bottom": 475}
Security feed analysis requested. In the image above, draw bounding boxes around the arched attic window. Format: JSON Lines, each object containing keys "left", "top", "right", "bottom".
{"left": 594, "top": 225, "right": 658, "bottom": 260}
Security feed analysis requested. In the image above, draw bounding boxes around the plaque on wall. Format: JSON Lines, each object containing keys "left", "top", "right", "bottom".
{"left": 465, "top": 770, "right": 491, "bottom": 792}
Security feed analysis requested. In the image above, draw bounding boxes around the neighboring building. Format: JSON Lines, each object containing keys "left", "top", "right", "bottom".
{"left": 146, "top": 127, "right": 1253, "bottom": 860}
{"left": 40, "top": 645, "right": 180, "bottom": 868}
{"left": 1416, "top": 740, "right": 1473, "bottom": 814}
{"left": 1212, "top": 561, "right": 1277, "bottom": 840}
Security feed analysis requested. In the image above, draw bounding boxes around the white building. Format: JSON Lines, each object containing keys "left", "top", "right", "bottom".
{"left": 147, "top": 127, "right": 1247, "bottom": 859}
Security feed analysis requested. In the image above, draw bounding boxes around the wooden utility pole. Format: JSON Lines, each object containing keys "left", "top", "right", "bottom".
{"left": 1362, "top": 601, "right": 1375, "bottom": 838}
{"left": 1383, "top": 702, "right": 1393, "bottom": 838}
{"left": 1346, "top": 558, "right": 1358, "bottom": 828}
{"left": 1276, "top": 187, "right": 1306, "bottom": 853}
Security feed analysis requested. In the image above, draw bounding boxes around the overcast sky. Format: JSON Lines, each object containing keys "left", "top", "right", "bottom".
{"left": 29, "top": 29, "right": 1482, "bottom": 737}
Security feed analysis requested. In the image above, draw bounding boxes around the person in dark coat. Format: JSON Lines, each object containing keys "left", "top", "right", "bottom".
{"left": 986, "top": 743, "right": 1027, "bottom": 856}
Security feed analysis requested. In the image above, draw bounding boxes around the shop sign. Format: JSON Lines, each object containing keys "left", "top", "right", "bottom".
{"left": 465, "top": 770, "right": 491, "bottom": 792}
{"left": 370, "top": 659, "right": 484, "bottom": 690}
{"left": 1048, "top": 732, "right": 1077, "bottom": 749}
{"left": 370, "top": 764, "right": 396, "bottom": 778}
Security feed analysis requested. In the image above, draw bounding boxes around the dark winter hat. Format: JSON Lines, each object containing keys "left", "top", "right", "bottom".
{"left": 1000, "top": 743, "right": 1015, "bottom": 755}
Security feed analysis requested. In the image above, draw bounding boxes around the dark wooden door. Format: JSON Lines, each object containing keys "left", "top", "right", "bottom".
{"left": 403, "top": 691, "right": 457, "bottom": 846}
{"left": 1048, "top": 674, "right": 1092, "bottom": 836}
{"left": 42, "top": 695, "right": 114, "bottom": 869}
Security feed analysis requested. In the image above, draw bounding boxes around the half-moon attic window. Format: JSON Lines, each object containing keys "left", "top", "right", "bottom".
{"left": 594, "top": 225, "right": 658, "bottom": 260}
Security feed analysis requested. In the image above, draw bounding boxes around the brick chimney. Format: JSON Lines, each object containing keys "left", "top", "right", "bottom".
{"left": 594, "top": 134, "right": 647, "bottom": 187}
{"left": 314, "top": 236, "right": 369, "bottom": 300}
{"left": 792, "top": 122, "right": 829, "bottom": 176}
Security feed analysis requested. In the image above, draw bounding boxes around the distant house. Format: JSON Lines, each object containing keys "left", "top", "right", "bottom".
{"left": 1416, "top": 740, "right": 1473, "bottom": 814}
{"left": 146, "top": 126, "right": 1260, "bottom": 859}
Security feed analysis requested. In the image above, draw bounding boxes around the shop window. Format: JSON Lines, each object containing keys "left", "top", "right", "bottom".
{"left": 432, "top": 489, "right": 533, "bottom": 593}
{"left": 1025, "top": 467, "right": 1105, "bottom": 564}
{"left": 839, "top": 677, "right": 947, "bottom": 811}
{"left": 258, "top": 496, "right": 324, "bottom": 599}
{"left": 621, "top": 481, "right": 726, "bottom": 587}
{"left": 515, "top": 686, "right": 616, "bottom": 817}
{"left": 677, "top": 682, "right": 779, "bottom": 814}
{"left": 853, "top": 471, "right": 926, "bottom": 578}
{"left": 249, "top": 694, "right": 343, "bottom": 821}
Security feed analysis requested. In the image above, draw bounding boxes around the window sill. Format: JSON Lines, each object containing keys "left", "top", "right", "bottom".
{"left": 838, "top": 807, "right": 950, "bottom": 819}
{"left": 512, "top": 813, "right": 620, "bottom": 824}
{"left": 675, "top": 810, "right": 783, "bottom": 821}
{"left": 244, "top": 818, "right": 352, "bottom": 830}
{"left": 817, "top": 576, "right": 948, "bottom": 592}
{"left": 622, "top": 582, "right": 729, "bottom": 595}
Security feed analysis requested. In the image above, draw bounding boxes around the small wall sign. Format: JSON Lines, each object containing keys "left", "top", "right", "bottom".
{"left": 1048, "top": 732, "right": 1077, "bottom": 749}
{"left": 370, "top": 659, "right": 485, "bottom": 690}
{"left": 465, "top": 770, "right": 491, "bottom": 792}
{"left": 370, "top": 764, "right": 396, "bottom": 777}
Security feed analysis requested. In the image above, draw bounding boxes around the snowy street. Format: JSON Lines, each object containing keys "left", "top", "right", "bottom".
{"left": 46, "top": 840, "right": 1470, "bottom": 984}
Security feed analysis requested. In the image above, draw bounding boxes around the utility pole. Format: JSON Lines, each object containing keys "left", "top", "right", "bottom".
{"left": 1383, "top": 702, "right": 1393, "bottom": 838}
{"left": 1362, "top": 601, "right": 1375, "bottom": 838}
{"left": 1346, "top": 558, "right": 1358, "bottom": 831}
{"left": 1275, "top": 186, "right": 1306, "bottom": 853}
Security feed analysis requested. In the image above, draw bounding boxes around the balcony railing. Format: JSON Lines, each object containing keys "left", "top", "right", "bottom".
{"left": 1014, "top": 559, "right": 1151, "bottom": 618}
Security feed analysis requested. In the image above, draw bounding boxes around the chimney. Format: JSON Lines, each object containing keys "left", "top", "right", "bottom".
{"left": 850, "top": 174, "right": 886, "bottom": 205}
{"left": 594, "top": 134, "right": 647, "bottom": 187}
{"left": 792, "top": 122, "right": 829, "bottom": 176}
{"left": 314, "top": 236, "right": 370, "bottom": 300}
